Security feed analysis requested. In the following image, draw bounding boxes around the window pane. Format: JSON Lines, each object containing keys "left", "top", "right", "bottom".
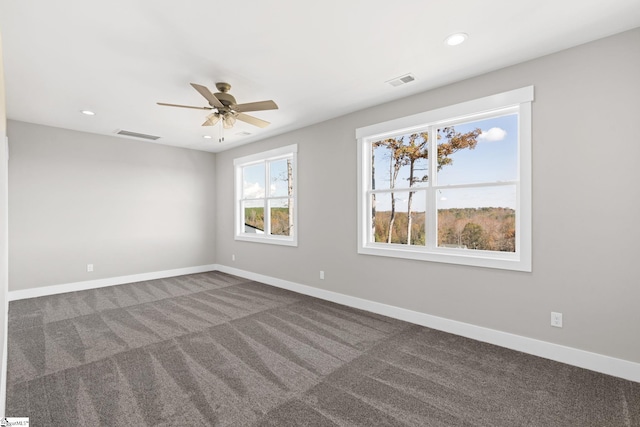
{"left": 269, "top": 158, "right": 292, "bottom": 197}
{"left": 243, "top": 163, "right": 265, "bottom": 198}
{"left": 371, "top": 191, "right": 426, "bottom": 245}
{"left": 243, "top": 200, "right": 264, "bottom": 233}
{"left": 269, "top": 198, "right": 293, "bottom": 236}
{"left": 371, "top": 133, "right": 429, "bottom": 190}
{"left": 437, "top": 114, "right": 517, "bottom": 185}
{"left": 437, "top": 186, "right": 516, "bottom": 252}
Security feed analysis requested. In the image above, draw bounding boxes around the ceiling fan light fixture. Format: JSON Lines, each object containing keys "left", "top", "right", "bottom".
{"left": 203, "top": 112, "right": 221, "bottom": 126}
{"left": 223, "top": 114, "right": 236, "bottom": 129}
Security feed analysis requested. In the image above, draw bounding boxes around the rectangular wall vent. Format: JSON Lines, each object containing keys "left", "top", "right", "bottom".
{"left": 115, "top": 130, "right": 161, "bottom": 140}
{"left": 386, "top": 73, "right": 416, "bottom": 87}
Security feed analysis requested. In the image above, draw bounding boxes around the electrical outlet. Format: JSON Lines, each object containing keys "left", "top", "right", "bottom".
{"left": 87, "top": 264, "right": 94, "bottom": 272}
{"left": 551, "top": 312, "right": 563, "bottom": 328}
{"left": 320, "top": 271, "right": 325, "bottom": 280}
{"left": 232, "top": 254, "right": 236, "bottom": 262}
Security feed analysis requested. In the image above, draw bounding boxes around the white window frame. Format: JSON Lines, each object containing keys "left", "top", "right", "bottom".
{"left": 356, "top": 87, "right": 533, "bottom": 271}
{"left": 234, "top": 144, "right": 298, "bottom": 246}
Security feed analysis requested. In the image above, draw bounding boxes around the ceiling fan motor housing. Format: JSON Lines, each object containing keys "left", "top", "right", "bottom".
{"left": 214, "top": 82, "right": 236, "bottom": 108}
{"left": 214, "top": 92, "right": 237, "bottom": 108}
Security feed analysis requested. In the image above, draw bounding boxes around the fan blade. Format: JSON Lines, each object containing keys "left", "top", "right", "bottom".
{"left": 202, "top": 113, "right": 220, "bottom": 126}
{"left": 190, "top": 83, "right": 224, "bottom": 108}
{"left": 236, "top": 113, "right": 270, "bottom": 128}
{"left": 157, "top": 102, "right": 213, "bottom": 110}
{"left": 231, "top": 100, "right": 278, "bottom": 112}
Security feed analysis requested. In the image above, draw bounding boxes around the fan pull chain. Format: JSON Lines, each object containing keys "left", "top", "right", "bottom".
{"left": 218, "top": 121, "right": 224, "bottom": 143}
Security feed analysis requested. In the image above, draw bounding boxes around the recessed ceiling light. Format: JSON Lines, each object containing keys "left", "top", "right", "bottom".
{"left": 80, "top": 110, "right": 95, "bottom": 116}
{"left": 203, "top": 135, "right": 212, "bottom": 139}
{"left": 445, "top": 33, "right": 468, "bottom": 46}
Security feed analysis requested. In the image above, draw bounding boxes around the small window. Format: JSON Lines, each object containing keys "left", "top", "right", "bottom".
{"left": 234, "top": 144, "right": 297, "bottom": 246}
{"left": 356, "top": 87, "right": 533, "bottom": 271}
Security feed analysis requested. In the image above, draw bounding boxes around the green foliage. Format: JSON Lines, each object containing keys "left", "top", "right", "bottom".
{"left": 270, "top": 207, "right": 291, "bottom": 236}
{"left": 461, "top": 222, "right": 486, "bottom": 249}
{"left": 374, "top": 211, "right": 425, "bottom": 245}
{"left": 244, "top": 207, "right": 264, "bottom": 230}
{"left": 437, "top": 207, "right": 515, "bottom": 252}
{"left": 373, "top": 207, "right": 515, "bottom": 252}
{"left": 244, "top": 207, "right": 291, "bottom": 236}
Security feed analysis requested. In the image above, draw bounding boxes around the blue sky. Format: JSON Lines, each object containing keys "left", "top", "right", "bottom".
{"left": 373, "top": 113, "right": 518, "bottom": 210}
{"left": 243, "top": 158, "right": 290, "bottom": 199}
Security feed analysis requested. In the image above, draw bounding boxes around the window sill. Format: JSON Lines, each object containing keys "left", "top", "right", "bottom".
{"left": 235, "top": 234, "right": 298, "bottom": 247}
{"left": 358, "top": 245, "right": 530, "bottom": 272}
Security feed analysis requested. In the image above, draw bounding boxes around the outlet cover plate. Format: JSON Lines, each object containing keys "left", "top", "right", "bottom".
{"left": 551, "top": 312, "right": 563, "bottom": 328}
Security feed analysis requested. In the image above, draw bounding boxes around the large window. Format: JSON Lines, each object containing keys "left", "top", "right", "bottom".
{"left": 356, "top": 87, "right": 532, "bottom": 271}
{"left": 234, "top": 144, "right": 297, "bottom": 246}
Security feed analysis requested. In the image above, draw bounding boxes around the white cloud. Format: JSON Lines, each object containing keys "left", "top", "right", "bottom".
{"left": 479, "top": 127, "right": 507, "bottom": 142}
{"left": 243, "top": 182, "right": 264, "bottom": 198}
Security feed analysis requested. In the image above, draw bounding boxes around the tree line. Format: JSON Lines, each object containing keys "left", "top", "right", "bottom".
{"left": 374, "top": 207, "right": 515, "bottom": 252}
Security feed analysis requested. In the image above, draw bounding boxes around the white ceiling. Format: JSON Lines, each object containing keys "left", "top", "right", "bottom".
{"left": 1, "top": 1, "right": 639, "bottom": 153}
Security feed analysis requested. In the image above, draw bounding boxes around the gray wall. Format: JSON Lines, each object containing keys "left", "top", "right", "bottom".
{"left": 8, "top": 121, "right": 217, "bottom": 291}
{"left": 216, "top": 28, "right": 640, "bottom": 363}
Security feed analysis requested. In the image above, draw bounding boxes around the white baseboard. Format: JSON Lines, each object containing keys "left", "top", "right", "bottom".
{"left": 214, "top": 264, "right": 640, "bottom": 384}
{"left": 7, "top": 264, "right": 217, "bottom": 301}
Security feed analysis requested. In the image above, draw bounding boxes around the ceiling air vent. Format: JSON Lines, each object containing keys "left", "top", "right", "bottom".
{"left": 386, "top": 73, "right": 416, "bottom": 87}
{"left": 115, "top": 130, "right": 160, "bottom": 140}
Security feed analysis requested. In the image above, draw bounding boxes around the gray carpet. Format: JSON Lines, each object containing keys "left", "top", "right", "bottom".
{"left": 5, "top": 271, "right": 640, "bottom": 426}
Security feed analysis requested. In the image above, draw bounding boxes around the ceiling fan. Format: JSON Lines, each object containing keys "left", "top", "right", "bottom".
{"left": 158, "top": 82, "right": 278, "bottom": 129}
